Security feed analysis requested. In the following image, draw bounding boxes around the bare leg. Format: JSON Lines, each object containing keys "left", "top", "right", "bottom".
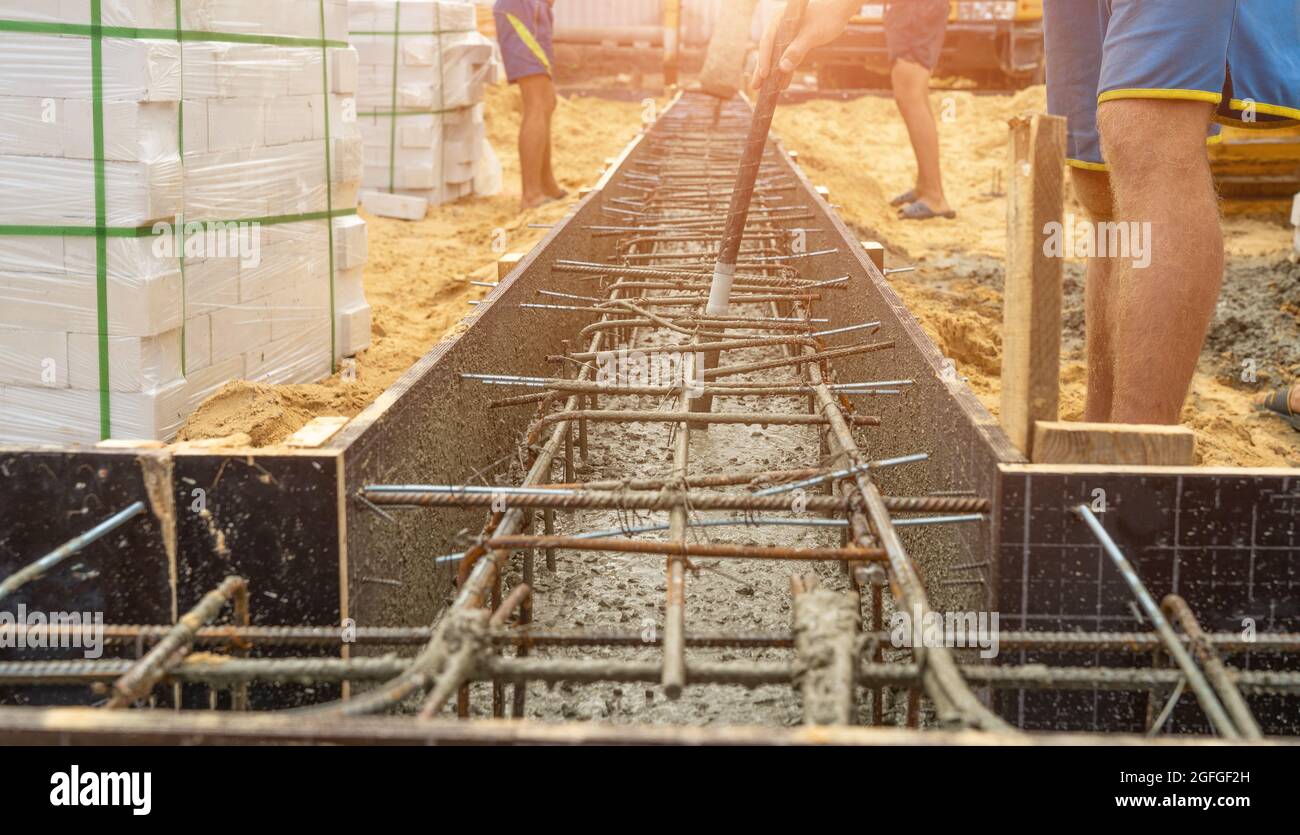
{"left": 539, "top": 79, "right": 564, "bottom": 198}
{"left": 1098, "top": 99, "right": 1222, "bottom": 424}
{"left": 890, "top": 58, "right": 951, "bottom": 214}
{"left": 1071, "top": 167, "right": 1117, "bottom": 422}
{"left": 517, "top": 75, "right": 553, "bottom": 210}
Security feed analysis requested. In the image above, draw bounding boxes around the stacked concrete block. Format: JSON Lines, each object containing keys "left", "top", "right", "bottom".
{"left": 0, "top": 0, "right": 371, "bottom": 445}
{"left": 350, "top": 0, "right": 501, "bottom": 218}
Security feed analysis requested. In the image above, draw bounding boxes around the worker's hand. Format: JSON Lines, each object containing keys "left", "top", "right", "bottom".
{"left": 751, "top": 0, "right": 858, "bottom": 91}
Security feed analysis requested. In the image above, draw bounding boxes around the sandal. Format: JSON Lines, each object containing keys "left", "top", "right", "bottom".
{"left": 889, "top": 189, "right": 918, "bottom": 208}
{"left": 1255, "top": 386, "right": 1300, "bottom": 431}
{"left": 898, "top": 200, "right": 956, "bottom": 221}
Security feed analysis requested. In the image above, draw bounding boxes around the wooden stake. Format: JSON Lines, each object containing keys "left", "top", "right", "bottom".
{"left": 859, "top": 241, "right": 886, "bottom": 273}
{"left": 1000, "top": 113, "right": 1067, "bottom": 458}
{"left": 662, "top": 0, "right": 681, "bottom": 89}
{"left": 497, "top": 252, "right": 525, "bottom": 281}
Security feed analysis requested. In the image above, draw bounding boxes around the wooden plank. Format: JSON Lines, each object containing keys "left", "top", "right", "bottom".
{"left": 96, "top": 439, "right": 166, "bottom": 450}
{"left": 1031, "top": 420, "right": 1196, "bottom": 466}
{"left": 285, "top": 416, "right": 349, "bottom": 449}
{"left": 0, "top": 705, "right": 1253, "bottom": 746}
{"left": 169, "top": 433, "right": 252, "bottom": 451}
{"left": 1000, "top": 112, "right": 1067, "bottom": 458}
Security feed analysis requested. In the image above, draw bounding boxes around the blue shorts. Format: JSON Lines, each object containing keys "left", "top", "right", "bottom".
{"left": 494, "top": 0, "right": 555, "bottom": 83}
{"left": 1045, "top": 0, "right": 1300, "bottom": 171}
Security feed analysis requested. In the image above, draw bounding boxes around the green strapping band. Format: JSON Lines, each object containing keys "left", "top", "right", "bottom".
{"left": 0, "top": 18, "right": 348, "bottom": 48}
{"left": 0, "top": 208, "right": 356, "bottom": 239}
{"left": 319, "top": 0, "right": 338, "bottom": 373}
{"left": 91, "top": 0, "right": 111, "bottom": 439}
{"left": 387, "top": 1, "right": 401, "bottom": 193}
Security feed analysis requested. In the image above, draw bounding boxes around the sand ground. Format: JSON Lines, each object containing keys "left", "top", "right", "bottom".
{"left": 777, "top": 86, "right": 1299, "bottom": 468}
{"left": 179, "top": 83, "right": 1299, "bottom": 468}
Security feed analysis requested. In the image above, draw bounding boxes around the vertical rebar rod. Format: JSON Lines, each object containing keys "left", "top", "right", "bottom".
{"left": 662, "top": 373, "right": 693, "bottom": 700}
{"left": 1073, "top": 505, "right": 1239, "bottom": 738}
{"left": 1162, "top": 594, "right": 1262, "bottom": 739}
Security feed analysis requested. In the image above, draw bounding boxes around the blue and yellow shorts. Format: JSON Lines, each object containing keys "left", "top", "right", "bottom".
{"left": 494, "top": 0, "right": 555, "bottom": 83}
{"left": 1045, "top": 0, "right": 1300, "bottom": 171}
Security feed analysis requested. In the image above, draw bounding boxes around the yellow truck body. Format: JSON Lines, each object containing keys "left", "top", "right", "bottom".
{"left": 1210, "top": 124, "right": 1300, "bottom": 209}
{"left": 814, "top": 0, "right": 1045, "bottom": 88}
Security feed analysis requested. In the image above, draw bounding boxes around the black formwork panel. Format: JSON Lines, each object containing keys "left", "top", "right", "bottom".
{"left": 0, "top": 449, "right": 171, "bottom": 705}
{"left": 0, "top": 447, "right": 345, "bottom": 708}
{"left": 994, "top": 466, "right": 1300, "bottom": 735}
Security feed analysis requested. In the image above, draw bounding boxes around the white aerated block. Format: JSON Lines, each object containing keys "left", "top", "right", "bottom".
{"left": 360, "top": 188, "right": 428, "bottom": 220}
{"left": 337, "top": 302, "right": 372, "bottom": 357}
{"left": 0, "top": 328, "right": 68, "bottom": 388}
{"left": 68, "top": 330, "right": 182, "bottom": 393}
{"left": 334, "top": 215, "right": 369, "bottom": 270}
{"left": 0, "top": 1, "right": 370, "bottom": 444}
{"left": 351, "top": 1, "right": 501, "bottom": 211}
{"left": 185, "top": 313, "right": 213, "bottom": 372}
{"left": 0, "top": 379, "right": 187, "bottom": 445}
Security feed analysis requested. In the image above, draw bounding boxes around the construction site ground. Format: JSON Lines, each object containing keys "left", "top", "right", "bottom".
{"left": 179, "top": 84, "right": 1300, "bottom": 469}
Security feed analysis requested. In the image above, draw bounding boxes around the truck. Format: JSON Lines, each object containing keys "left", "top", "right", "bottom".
{"left": 812, "top": 0, "right": 1045, "bottom": 90}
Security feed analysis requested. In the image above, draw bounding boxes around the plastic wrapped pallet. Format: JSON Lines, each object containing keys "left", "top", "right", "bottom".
{"left": 0, "top": 0, "right": 371, "bottom": 445}
{"left": 350, "top": 0, "right": 501, "bottom": 216}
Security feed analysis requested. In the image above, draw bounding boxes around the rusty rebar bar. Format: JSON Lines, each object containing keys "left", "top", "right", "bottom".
{"left": 105, "top": 576, "right": 246, "bottom": 709}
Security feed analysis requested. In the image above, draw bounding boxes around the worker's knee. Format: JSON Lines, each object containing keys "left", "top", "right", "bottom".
{"left": 1098, "top": 99, "right": 1213, "bottom": 183}
{"left": 890, "top": 59, "right": 929, "bottom": 99}
{"left": 1070, "top": 167, "right": 1114, "bottom": 222}
{"left": 518, "top": 76, "right": 555, "bottom": 115}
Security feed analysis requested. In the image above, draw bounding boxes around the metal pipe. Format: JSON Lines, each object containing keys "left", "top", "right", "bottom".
{"left": 704, "top": 0, "right": 810, "bottom": 316}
